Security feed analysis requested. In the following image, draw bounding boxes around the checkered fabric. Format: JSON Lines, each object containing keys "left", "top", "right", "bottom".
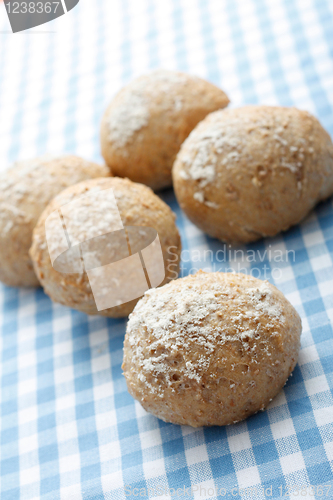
{"left": 0, "top": 0, "right": 333, "bottom": 498}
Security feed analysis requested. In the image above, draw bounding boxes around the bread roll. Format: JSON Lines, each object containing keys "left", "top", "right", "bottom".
{"left": 173, "top": 106, "right": 333, "bottom": 243}
{"left": 30, "top": 177, "right": 181, "bottom": 318}
{"left": 0, "top": 155, "right": 110, "bottom": 287}
{"left": 123, "top": 271, "right": 302, "bottom": 427}
{"left": 101, "top": 69, "right": 229, "bottom": 190}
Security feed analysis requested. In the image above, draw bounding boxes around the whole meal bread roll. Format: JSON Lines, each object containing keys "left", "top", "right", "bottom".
{"left": 30, "top": 177, "right": 181, "bottom": 318}
{"left": 0, "top": 155, "right": 110, "bottom": 287}
{"left": 100, "top": 69, "right": 229, "bottom": 190}
{"left": 123, "top": 271, "right": 302, "bottom": 427}
{"left": 173, "top": 105, "right": 333, "bottom": 243}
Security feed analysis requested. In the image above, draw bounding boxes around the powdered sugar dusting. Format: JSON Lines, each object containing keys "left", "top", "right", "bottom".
{"left": 126, "top": 275, "right": 284, "bottom": 395}
{"left": 0, "top": 155, "right": 64, "bottom": 204}
{"left": 193, "top": 191, "right": 204, "bottom": 203}
{"left": 44, "top": 186, "right": 125, "bottom": 272}
{"left": 0, "top": 155, "right": 106, "bottom": 235}
{"left": 60, "top": 187, "right": 123, "bottom": 245}
{"left": 178, "top": 113, "right": 242, "bottom": 187}
{"left": 107, "top": 69, "right": 193, "bottom": 149}
{"left": 176, "top": 106, "right": 325, "bottom": 198}
{"left": 0, "top": 155, "right": 72, "bottom": 235}
{"left": 193, "top": 191, "right": 219, "bottom": 209}
{"left": 108, "top": 91, "right": 150, "bottom": 148}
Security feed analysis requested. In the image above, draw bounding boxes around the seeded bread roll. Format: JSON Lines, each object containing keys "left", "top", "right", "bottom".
{"left": 123, "top": 271, "right": 302, "bottom": 427}
{"left": 30, "top": 177, "right": 181, "bottom": 318}
{"left": 173, "top": 106, "right": 333, "bottom": 243}
{"left": 100, "top": 69, "right": 229, "bottom": 190}
{"left": 0, "top": 155, "right": 110, "bottom": 287}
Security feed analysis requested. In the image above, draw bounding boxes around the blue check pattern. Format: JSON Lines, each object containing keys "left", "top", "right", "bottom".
{"left": 1, "top": 0, "right": 333, "bottom": 499}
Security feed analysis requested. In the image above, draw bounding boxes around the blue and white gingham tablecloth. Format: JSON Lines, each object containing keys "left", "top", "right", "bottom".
{"left": 0, "top": 0, "right": 333, "bottom": 498}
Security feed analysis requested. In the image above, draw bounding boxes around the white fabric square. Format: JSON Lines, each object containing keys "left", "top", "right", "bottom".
{"left": 280, "top": 451, "right": 306, "bottom": 475}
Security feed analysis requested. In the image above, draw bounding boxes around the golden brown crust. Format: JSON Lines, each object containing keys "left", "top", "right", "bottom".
{"left": 122, "top": 271, "right": 302, "bottom": 427}
{"left": 172, "top": 105, "right": 333, "bottom": 243}
{"left": 0, "top": 155, "right": 110, "bottom": 287}
{"left": 29, "top": 177, "right": 181, "bottom": 317}
{"left": 100, "top": 69, "right": 229, "bottom": 190}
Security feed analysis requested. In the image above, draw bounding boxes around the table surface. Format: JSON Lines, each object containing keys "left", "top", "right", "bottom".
{"left": 0, "top": 0, "right": 333, "bottom": 499}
